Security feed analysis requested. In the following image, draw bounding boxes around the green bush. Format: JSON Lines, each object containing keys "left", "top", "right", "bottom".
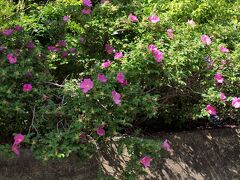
{"left": 0, "top": 0, "right": 240, "bottom": 178}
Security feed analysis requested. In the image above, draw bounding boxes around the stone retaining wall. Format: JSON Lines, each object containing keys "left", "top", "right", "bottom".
{"left": 1, "top": 128, "right": 239, "bottom": 180}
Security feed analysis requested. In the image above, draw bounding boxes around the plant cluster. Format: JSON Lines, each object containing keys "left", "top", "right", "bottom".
{"left": 0, "top": 0, "right": 239, "bottom": 178}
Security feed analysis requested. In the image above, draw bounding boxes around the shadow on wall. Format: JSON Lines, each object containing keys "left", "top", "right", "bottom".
{"left": 0, "top": 151, "right": 98, "bottom": 180}
{"left": 100, "top": 128, "right": 240, "bottom": 180}
{"left": 0, "top": 128, "right": 239, "bottom": 180}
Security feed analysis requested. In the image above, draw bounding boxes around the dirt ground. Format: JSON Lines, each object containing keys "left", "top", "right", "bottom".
{"left": 0, "top": 128, "right": 239, "bottom": 180}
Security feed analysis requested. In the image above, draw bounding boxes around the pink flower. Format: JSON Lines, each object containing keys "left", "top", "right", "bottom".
{"left": 152, "top": 49, "right": 163, "bottom": 62}
{"left": 57, "top": 40, "right": 67, "bottom": 47}
{"left": 201, "top": 35, "right": 212, "bottom": 45}
{"left": 112, "top": 91, "right": 121, "bottom": 105}
{"left": 69, "top": 48, "right": 76, "bottom": 53}
{"left": 14, "top": 134, "right": 25, "bottom": 144}
{"left": 129, "top": 13, "right": 138, "bottom": 22}
{"left": 214, "top": 73, "right": 224, "bottom": 84}
{"left": 63, "top": 15, "right": 70, "bottom": 22}
{"left": 148, "top": 44, "right": 163, "bottom": 62}
{"left": 83, "top": 0, "right": 92, "bottom": 7}
{"left": 148, "top": 44, "right": 157, "bottom": 51}
{"left": 232, "top": 97, "right": 240, "bottom": 108}
{"left": 12, "top": 144, "right": 20, "bottom": 155}
{"left": 82, "top": 8, "right": 92, "bottom": 15}
{"left": 206, "top": 105, "right": 217, "bottom": 115}
{"left": 161, "top": 139, "right": 172, "bottom": 152}
{"left": 97, "top": 74, "right": 107, "bottom": 83}
{"left": 167, "top": 29, "right": 174, "bottom": 39}
{"left": 48, "top": 46, "right": 59, "bottom": 52}
{"left": 80, "top": 78, "right": 94, "bottom": 93}
{"left": 187, "top": 19, "right": 196, "bottom": 27}
{"left": 105, "top": 44, "right": 115, "bottom": 54}
{"left": 15, "top": 25, "right": 24, "bottom": 31}
{"left": 12, "top": 133, "right": 24, "bottom": 156}
{"left": 23, "top": 84, "right": 32, "bottom": 92}
{"left": 101, "top": 59, "right": 111, "bottom": 68}
{"left": 114, "top": 52, "right": 123, "bottom": 59}
{"left": 2, "top": 29, "right": 14, "bottom": 36}
{"left": 97, "top": 127, "right": 105, "bottom": 136}
{"left": 220, "top": 46, "right": 229, "bottom": 53}
{"left": 116, "top": 72, "right": 128, "bottom": 85}
{"left": 220, "top": 92, "right": 226, "bottom": 102}
{"left": 61, "top": 51, "right": 68, "bottom": 58}
{"left": 140, "top": 156, "right": 152, "bottom": 168}
{"left": 7, "top": 53, "right": 17, "bottom": 64}
{"left": 148, "top": 15, "right": 160, "bottom": 23}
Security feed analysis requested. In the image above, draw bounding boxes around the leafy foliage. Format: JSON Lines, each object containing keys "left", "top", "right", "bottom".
{"left": 0, "top": 0, "right": 240, "bottom": 178}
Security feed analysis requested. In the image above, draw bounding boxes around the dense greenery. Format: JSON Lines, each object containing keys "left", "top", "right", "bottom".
{"left": 0, "top": 0, "right": 239, "bottom": 178}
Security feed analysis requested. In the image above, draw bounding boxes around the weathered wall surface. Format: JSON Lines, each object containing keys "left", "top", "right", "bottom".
{"left": 0, "top": 128, "right": 239, "bottom": 180}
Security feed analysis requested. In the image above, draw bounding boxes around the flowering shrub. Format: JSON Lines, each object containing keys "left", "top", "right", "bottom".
{"left": 0, "top": 0, "right": 240, "bottom": 178}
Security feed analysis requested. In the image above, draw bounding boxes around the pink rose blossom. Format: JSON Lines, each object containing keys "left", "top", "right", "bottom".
{"left": 57, "top": 40, "right": 67, "bottom": 47}
{"left": 2, "top": 29, "right": 14, "bottom": 36}
{"left": 114, "top": 52, "right": 123, "bottom": 59}
{"left": 148, "top": 15, "right": 160, "bottom": 23}
{"left": 112, "top": 91, "right": 121, "bottom": 105}
{"left": 148, "top": 44, "right": 157, "bottom": 51}
{"left": 97, "top": 74, "right": 107, "bottom": 83}
{"left": 82, "top": 8, "right": 92, "bottom": 15}
{"left": 148, "top": 44, "right": 163, "bottom": 62}
{"left": 167, "top": 29, "right": 174, "bottom": 39}
{"left": 61, "top": 51, "right": 68, "bottom": 58}
{"left": 97, "top": 127, "right": 105, "bottom": 136}
{"left": 214, "top": 73, "right": 224, "bottom": 84}
{"left": 48, "top": 46, "right": 59, "bottom": 52}
{"left": 140, "top": 156, "right": 152, "bottom": 168}
{"left": 161, "top": 139, "right": 172, "bottom": 152}
{"left": 232, "top": 97, "right": 240, "bottom": 108}
{"left": 23, "top": 84, "right": 32, "bottom": 92}
{"left": 12, "top": 134, "right": 24, "bottom": 156}
{"left": 116, "top": 72, "right": 128, "bottom": 85}
{"left": 83, "top": 0, "right": 92, "bottom": 7}
{"left": 12, "top": 144, "right": 20, "bottom": 155}
{"left": 220, "top": 92, "right": 226, "bottom": 102}
{"left": 220, "top": 46, "right": 229, "bottom": 53}
{"left": 101, "top": 59, "right": 111, "bottom": 68}
{"left": 69, "top": 48, "right": 76, "bottom": 53}
{"left": 14, "top": 134, "right": 25, "bottom": 144}
{"left": 152, "top": 49, "right": 163, "bottom": 62}
{"left": 105, "top": 44, "right": 115, "bottom": 54}
{"left": 201, "top": 35, "right": 212, "bottom": 45}
{"left": 129, "top": 13, "right": 138, "bottom": 22}
{"left": 15, "top": 25, "right": 24, "bottom": 31}
{"left": 63, "top": 15, "right": 70, "bottom": 22}
{"left": 206, "top": 105, "right": 217, "bottom": 115}
{"left": 7, "top": 53, "right": 17, "bottom": 64}
{"left": 80, "top": 78, "right": 94, "bottom": 93}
